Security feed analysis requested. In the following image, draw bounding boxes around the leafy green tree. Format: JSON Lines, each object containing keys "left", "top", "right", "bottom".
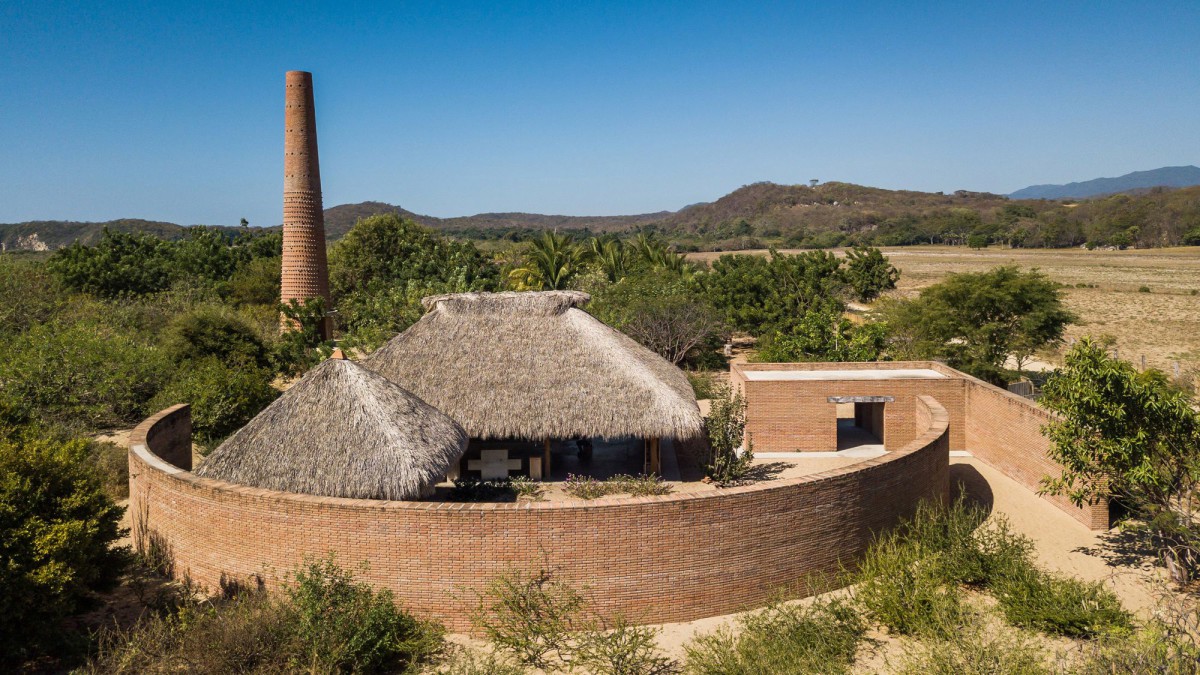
{"left": 151, "top": 356, "right": 278, "bottom": 450}
{"left": 329, "top": 214, "right": 497, "bottom": 341}
{"left": 48, "top": 228, "right": 175, "bottom": 297}
{"left": 275, "top": 298, "right": 335, "bottom": 376}
{"left": 590, "top": 270, "right": 725, "bottom": 365}
{"left": 162, "top": 305, "right": 271, "bottom": 369}
{"left": 702, "top": 249, "right": 847, "bottom": 336}
{"left": 879, "top": 266, "right": 1074, "bottom": 384}
{"left": 0, "top": 318, "right": 169, "bottom": 431}
{"left": 0, "top": 430, "right": 127, "bottom": 663}
{"left": 226, "top": 256, "right": 281, "bottom": 306}
{"left": 174, "top": 227, "right": 242, "bottom": 283}
{"left": 329, "top": 214, "right": 496, "bottom": 300}
{"left": 755, "top": 309, "right": 887, "bottom": 363}
{"left": 1040, "top": 339, "right": 1200, "bottom": 583}
{"left": 507, "top": 231, "right": 587, "bottom": 290}
{"left": 844, "top": 246, "right": 899, "bottom": 302}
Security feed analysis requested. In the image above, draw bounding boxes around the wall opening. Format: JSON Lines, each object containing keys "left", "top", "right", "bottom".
{"left": 829, "top": 396, "right": 892, "bottom": 451}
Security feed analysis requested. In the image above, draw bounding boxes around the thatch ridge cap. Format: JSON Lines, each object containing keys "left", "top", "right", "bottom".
{"left": 421, "top": 290, "right": 590, "bottom": 314}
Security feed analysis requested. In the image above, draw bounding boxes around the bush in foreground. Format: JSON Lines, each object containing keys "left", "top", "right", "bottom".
{"left": 684, "top": 598, "right": 866, "bottom": 675}
{"left": 88, "top": 557, "right": 442, "bottom": 674}
{"left": 991, "top": 564, "right": 1131, "bottom": 638}
{"left": 472, "top": 564, "right": 677, "bottom": 673}
{"left": 0, "top": 431, "right": 128, "bottom": 664}
{"left": 894, "top": 619, "right": 1050, "bottom": 675}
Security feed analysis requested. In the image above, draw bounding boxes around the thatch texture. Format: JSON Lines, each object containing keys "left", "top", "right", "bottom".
{"left": 196, "top": 357, "right": 467, "bottom": 500}
{"left": 362, "top": 291, "right": 704, "bottom": 440}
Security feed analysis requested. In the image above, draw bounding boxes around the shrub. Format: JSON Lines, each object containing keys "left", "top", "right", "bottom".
{"left": 897, "top": 497, "right": 1034, "bottom": 588}
{"left": 702, "top": 387, "right": 754, "bottom": 485}
{"left": 0, "top": 255, "right": 66, "bottom": 337}
{"left": 1138, "top": 285, "right": 1152, "bottom": 293}
{"left": 611, "top": 473, "right": 673, "bottom": 497}
{"left": 687, "top": 371, "right": 722, "bottom": 400}
{"left": 1075, "top": 611, "right": 1200, "bottom": 674}
{"left": 449, "top": 477, "right": 543, "bottom": 502}
{"left": 684, "top": 598, "right": 866, "bottom": 675}
{"left": 85, "top": 438, "right": 130, "bottom": 500}
{"left": 286, "top": 557, "right": 443, "bottom": 674}
{"left": 851, "top": 529, "right": 967, "bottom": 639}
{"left": 87, "top": 588, "right": 296, "bottom": 674}
{"left": 471, "top": 565, "right": 584, "bottom": 669}
{"left": 563, "top": 474, "right": 617, "bottom": 500}
{"left": 0, "top": 318, "right": 169, "bottom": 431}
{"left": 575, "top": 615, "right": 679, "bottom": 675}
{"left": 0, "top": 432, "right": 128, "bottom": 664}
{"left": 162, "top": 305, "right": 272, "bottom": 369}
{"left": 562, "top": 474, "right": 671, "bottom": 500}
{"left": 894, "top": 620, "right": 1050, "bottom": 675}
{"left": 991, "top": 565, "right": 1131, "bottom": 638}
{"left": 150, "top": 356, "right": 278, "bottom": 450}
{"left": 88, "top": 558, "right": 441, "bottom": 675}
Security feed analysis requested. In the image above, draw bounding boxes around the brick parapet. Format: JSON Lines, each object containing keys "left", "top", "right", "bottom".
{"left": 734, "top": 360, "right": 1107, "bottom": 529}
{"left": 128, "top": 397, "right": 950, "bottom": 632}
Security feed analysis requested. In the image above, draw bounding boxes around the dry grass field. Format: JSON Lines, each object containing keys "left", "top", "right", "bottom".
{"left": 689, "top": 245, "right": 1200, "bottom": 372}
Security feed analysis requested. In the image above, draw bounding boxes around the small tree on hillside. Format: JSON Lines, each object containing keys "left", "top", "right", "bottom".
{"left": 1040, "top": 339, "right": 1200, "bottom": 583}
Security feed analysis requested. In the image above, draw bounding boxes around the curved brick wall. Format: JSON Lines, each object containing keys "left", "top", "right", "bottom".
{"left": 129, "top": 397, "right": 949, "bottom": 631}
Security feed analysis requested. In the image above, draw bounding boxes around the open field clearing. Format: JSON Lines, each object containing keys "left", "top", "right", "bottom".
{"left": 689, "top": 246, "right": 1200, "bottom": 372}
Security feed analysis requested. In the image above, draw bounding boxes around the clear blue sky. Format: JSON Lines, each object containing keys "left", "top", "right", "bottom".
{"left": 2, "top": 1, "right": 1198, "bottom": 226}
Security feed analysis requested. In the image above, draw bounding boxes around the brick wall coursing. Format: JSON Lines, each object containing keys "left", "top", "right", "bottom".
{"left": 961, "top": 379, "right": 1108, "bottom": 529}
{"left": 734, "top": 361, "right": 1107, "bottom": 529}
{"left": 737, "top": 368, "right": 966, "bottom": 452}
{"left": 128, "top": 398, "right": 950, "bottom": 632}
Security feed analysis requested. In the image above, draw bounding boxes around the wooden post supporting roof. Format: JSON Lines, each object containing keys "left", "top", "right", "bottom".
{"left": 543, "top": 438, "right": 552, "bottom": 479}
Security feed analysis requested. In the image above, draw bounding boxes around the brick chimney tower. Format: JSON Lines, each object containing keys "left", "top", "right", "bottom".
{"left": 281, "top": 70, "right": 331, "bottom": 338}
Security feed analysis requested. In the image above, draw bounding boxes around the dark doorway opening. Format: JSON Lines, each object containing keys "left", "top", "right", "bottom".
{"left": 829, "top": 396, "right": 892, "bottom": 451}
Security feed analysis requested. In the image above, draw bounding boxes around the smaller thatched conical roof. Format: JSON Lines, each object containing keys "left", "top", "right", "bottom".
{"left": 196, "top": 356, "right": 467, "bottom": 500}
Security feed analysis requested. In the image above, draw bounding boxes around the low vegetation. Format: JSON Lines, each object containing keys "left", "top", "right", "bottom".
{"left": 470, "top": 564, "right": 678, "bottom": 674}
{"left": 684, "top": 599, "right": 867, "bottom": 674}
{"left": 87, "top": 558, "right": 443, "bottom": 674}
{"left": 562, "top": 473, "right": 673, "bottom": 499}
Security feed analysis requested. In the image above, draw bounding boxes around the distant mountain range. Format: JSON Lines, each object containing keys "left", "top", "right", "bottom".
{"left": 1009, "top": 165, "right": 1200, "bottom": 200}
{"left": 4, "top": 166, "right": 1198, "bottom": 252}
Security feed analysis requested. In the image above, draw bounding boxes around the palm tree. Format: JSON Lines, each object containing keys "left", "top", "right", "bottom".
{"left": 588, "top": 236, "right": 629, "bottom": 283}
{"left": 631, "top": 233, "right": 691, "bottom": 276}
{"left": 507, "top": 231, "right": 586, "bottom": 291}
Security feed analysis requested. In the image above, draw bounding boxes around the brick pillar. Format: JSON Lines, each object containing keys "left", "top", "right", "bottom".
{"left": 281, "top": 70, "right": 331, "bottom": 338}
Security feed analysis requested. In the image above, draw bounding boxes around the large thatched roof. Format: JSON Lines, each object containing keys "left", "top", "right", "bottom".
{"left": 361, "top": 291, "right": 703, "bottom": 440}
{"left": 196, "top": 356, "right": 467, "bottom": 500}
